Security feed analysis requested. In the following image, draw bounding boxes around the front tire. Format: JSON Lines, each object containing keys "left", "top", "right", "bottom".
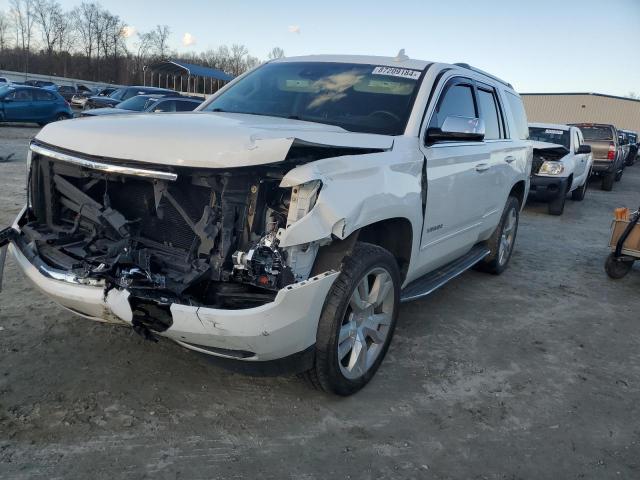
{"left": 304, "top": 242, "right": 400, "bottom": 396}
{"left": 478, "top": 195, "right": 520, "bottom": 275}
{"left": 571, "top": 177, "right": 588, "bottom": 201}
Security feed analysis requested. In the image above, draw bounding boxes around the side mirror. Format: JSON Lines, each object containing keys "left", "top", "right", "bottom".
{"left": 576, "top": 144, "right": 591, "bottom": 154}
{"left": 427, "top": 116, "right": 485, "bottom": 144}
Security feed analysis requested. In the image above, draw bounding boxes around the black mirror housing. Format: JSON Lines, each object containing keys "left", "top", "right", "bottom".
{"left": 427, "top": 116, "right": 485, "bottom": 144}
{"left": 577, "top": 144, "right": 591, "bottom": 154}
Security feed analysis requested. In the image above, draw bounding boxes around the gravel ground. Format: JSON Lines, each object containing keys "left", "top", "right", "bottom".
{"left": 0, "top": 124, "right": 639, "bottom": 479}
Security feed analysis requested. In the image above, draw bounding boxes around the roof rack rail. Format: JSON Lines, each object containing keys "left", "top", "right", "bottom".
{"left": 453, "top": 63, "right": 513, "bottom": 89}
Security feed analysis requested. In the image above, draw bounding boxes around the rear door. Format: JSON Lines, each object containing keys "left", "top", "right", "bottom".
{"left": 33, "top": 89, "right": 58, "bottom": 120}
{"left": 475, "top": 82, "right": 513, "bottom": 225}
{"left": 3, "top": 89, "right": 34, "bottom": 121}
{"left": 418, "top": 77, "right": 491, "bottom": 269}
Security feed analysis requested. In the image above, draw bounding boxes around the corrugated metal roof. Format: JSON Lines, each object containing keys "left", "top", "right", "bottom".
{"left": 522, "top": 92, "right": 640, "bottom": 103}
{"left": 149, "top": 60, "right": 234, "bottom": 82}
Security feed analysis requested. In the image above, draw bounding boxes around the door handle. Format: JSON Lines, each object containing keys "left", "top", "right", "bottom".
{"left": 475, "top": 163, "right": 490, "bottom": 172}
{"left": 504, "top": 156, "right": 516, "bottom": 163}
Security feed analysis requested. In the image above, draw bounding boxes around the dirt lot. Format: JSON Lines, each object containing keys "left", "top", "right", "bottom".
{"left": 0, "top": 124, "right": 639, "bottom": 479}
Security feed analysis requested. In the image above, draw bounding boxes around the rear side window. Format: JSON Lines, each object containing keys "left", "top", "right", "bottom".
{"left": 34, "top": 90, "right": 56, "bottom": 101}
{"left": 505, "top": 92, "right": 528, "bottom": 140}
{"left": 477, "top": 88, "right": 503, "bottom": 140}
{"left": 176, "top": 100, "right": 199, "bottom": 112}
{"left": 429, "top": 83, "right": 476, "bottom": 129}
{"left": 8, "top": 90, "right": 33, "bottom": 101}
{"left": 152, "top": 100, "right": 176, "bottom": 112}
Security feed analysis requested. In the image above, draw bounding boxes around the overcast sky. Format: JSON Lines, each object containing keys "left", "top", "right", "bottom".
{"left": 1, "top": 0, "right": 639, "bottom": 96}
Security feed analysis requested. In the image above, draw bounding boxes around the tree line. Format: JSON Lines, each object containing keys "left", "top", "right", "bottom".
{"left": 0, "top": 0, "right": 285, "bottom": 87}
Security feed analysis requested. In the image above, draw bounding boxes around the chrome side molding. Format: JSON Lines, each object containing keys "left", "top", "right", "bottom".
{"left": 30, "top": 143, "right": 178, "bottom": 181}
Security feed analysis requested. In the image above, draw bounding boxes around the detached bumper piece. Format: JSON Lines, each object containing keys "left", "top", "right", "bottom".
{"left": 0, "top": 227, "right": 17, "bottom": 248}
{"left": 528, "top": 176, "right": 569, "bottom": 201}
{"left": 0, "top": 227, "right": 18, "bottom": 293}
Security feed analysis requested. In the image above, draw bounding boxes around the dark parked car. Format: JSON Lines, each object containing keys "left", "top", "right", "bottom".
{"left": 620, "top": 129, "right": 638, "bottom": 166}
{"left": 57, "top": 84, "right": 94, "bottom": 102}
{"left": 84, "top": 86, "right": 176, "bottom": 109}
{"left": 23, "top": 80, "right": 56, "bottom": 88}
{"left": 81, "top": 94, "right": 203, "bottom": 117}
{"left": 71, "top": 87, "right": 115, "bottom": 108}
{"left": 0, "top": 85, "right": 73, "bottom": 125}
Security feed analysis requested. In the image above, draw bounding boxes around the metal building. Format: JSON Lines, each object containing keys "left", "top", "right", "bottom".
{"left": 144, "top": 60, "right": 234, "bottom": 96}
{"left": 521, "top": 93, "right": 640, "bottom": 133}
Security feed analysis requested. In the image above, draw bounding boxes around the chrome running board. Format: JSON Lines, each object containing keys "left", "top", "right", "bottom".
{"left": 400, "top": 245, "right": 490, "bottom": 303}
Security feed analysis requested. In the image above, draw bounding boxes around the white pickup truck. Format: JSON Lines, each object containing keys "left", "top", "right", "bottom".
{"left": 0, "top": 55, "right": 532, "bottom": 395}
{"left": 528, "top": 123, "right": 593, "bottom": 215}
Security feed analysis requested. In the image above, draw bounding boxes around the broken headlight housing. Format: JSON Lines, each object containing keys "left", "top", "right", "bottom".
{"left": 538, "top": 161, "right": 564, "bottom": 176}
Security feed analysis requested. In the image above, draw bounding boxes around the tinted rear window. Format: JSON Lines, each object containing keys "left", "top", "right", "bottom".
{"left": 580, "top": 126, "right": 613, "bottom": 141}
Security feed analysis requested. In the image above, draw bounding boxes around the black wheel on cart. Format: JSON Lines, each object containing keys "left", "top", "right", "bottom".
{"left": 605, "top": 253, "right": 633, "bottom": 279}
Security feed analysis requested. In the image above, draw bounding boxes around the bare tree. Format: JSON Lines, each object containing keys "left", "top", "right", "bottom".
{"left": 72, "top": 1, "right": 100, "bottom": 71}
{"left": 10, "top": 0, "right": 36, "bottom": 77}
{"left": 33, "top": 0, "right": 62, "bottom": 68}
{"left": 134, "top": 30, "right": 154, "bottom": 82}
{"left": 151, "top": 24, "right": 170, "bottom": 59}
{"left": 267, "top": 47, "right": 284, "bottom": 60}
{"left": 0, "top": 11, "right": 10, "bottom": 51}
{"left": 229, "top": 43, "right": 248, "bottom": 76}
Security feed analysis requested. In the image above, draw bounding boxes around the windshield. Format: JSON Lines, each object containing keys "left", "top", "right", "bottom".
{"left": 529, "top": 127, "right": 570, "bottom": 149}
{"left": 579, "top": 125, "right": 613, "bottom": 141}
{"left": 203, "top": 62, "right": 423, "bottom": 135}
{"left": 109, "top": 88, "right": 125, "bottom": 100}
{"left": 116, "top": 96, "right": 154, "bottom": 111}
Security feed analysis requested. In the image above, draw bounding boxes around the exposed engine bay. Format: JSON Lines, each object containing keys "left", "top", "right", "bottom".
{"left": 22, "top": 143, "right": 345, "bottom": 329}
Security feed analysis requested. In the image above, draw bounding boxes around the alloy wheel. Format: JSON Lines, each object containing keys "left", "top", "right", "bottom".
{"left": 498, "top": 208, "right": 517, "bottom": 266}
{"left": 337, "top": 267, "right": 395, "bottom": 380}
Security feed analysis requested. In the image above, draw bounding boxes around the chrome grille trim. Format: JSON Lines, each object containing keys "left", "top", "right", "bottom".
{"left": 30, "top": 143, "right": 178, "bottom": 181}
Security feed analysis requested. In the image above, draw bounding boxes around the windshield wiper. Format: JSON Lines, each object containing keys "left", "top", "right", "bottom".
{"left": 210, "top": 108, "right": 226, "bottom": 112}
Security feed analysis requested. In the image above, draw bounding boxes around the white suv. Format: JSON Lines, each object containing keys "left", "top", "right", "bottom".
{"left": 1, "top": 55, "right": 531, "bottom": 395}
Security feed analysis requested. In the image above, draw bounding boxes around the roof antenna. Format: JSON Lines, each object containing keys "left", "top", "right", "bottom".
{"left": 394, "top": 49, "right": 409, "bottom": 62}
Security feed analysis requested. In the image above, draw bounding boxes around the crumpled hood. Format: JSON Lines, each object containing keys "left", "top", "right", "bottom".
{"left": 531, "top": 140, "right": 569, "bottom": 159}
{"left": 35, "top": 112, "right": 394, "bottom": 168}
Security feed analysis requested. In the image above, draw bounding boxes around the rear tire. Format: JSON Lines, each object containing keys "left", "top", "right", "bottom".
{"left": 601, "top": 172, "right": 615, "bottom": 191}
{"left": 303, "top": 242, "right": 400, "bottom": 396}
{"left": 615, "top": 172, "right": 623, "bottom": 182}
{"left": 605, "top": 253, "right": 633, "bottom": 279}
{"left": 478, "top": 195, "right": 520, "bottom": 275}
{"left": 571, "top": 178, "right": 588, "bottom": 201}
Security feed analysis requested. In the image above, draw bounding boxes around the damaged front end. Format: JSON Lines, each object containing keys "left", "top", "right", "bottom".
{"left": 21, "top": 142, "right": 328, "bottom": 337}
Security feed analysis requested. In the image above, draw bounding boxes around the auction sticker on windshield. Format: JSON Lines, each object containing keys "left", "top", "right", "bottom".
{"left": 372, "top": 66, "right": 421, "bottom": 80}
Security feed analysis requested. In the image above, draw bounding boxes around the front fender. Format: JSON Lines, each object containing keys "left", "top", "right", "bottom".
{"left": 277, "top": 144, "right": 424, "bottom": 248}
